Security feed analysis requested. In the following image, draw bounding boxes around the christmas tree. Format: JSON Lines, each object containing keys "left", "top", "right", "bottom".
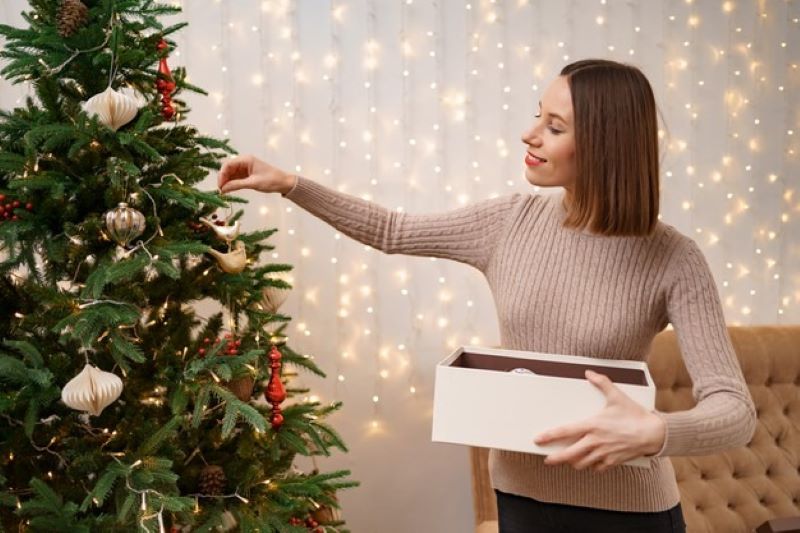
{"left": 0, "top": 1, "right": 357, "bottom": 531}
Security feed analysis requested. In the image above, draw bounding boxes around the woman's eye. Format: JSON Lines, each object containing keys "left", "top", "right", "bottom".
{"left": 548, "top": 127, "right": 562, "bottom": 134}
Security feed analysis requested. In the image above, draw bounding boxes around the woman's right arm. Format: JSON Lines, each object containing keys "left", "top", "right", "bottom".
{"left": 218, "top": 155, "right": 523, "bottom": 272}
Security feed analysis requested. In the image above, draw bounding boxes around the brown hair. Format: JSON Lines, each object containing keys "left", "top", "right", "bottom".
{"left": 559, "top": 59, "right": 660, "bottom": 236}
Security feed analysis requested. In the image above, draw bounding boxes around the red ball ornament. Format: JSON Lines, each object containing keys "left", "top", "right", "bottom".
{"left": 25, "top": 202, "right": 33, "bottom": 211}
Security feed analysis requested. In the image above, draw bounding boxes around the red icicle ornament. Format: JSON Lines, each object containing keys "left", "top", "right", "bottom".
{"left": 156, "top": 38, "right": 176, "bottom": 120}
{"left": 266, "top": 345, "right": 287, "bottom": 429}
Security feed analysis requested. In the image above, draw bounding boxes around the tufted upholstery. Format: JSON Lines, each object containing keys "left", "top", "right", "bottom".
{"left": 470, "top": 326, "right": 800, "bottom": 533}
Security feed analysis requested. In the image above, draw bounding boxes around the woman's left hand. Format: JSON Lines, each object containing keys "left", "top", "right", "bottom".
{"left": 533, "top": 369, "right": 666, "bottom": 473}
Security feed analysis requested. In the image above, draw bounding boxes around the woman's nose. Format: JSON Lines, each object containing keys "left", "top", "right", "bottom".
{"left": 521, "top": 126, "right": 541, "bottom": 146}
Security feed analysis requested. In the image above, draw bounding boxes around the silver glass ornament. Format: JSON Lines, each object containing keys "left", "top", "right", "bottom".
{"left": 105, "top": 202, "right": 146, "bottom": 247}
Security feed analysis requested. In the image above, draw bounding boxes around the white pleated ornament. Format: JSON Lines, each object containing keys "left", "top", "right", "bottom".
{"left": 61, "top": 363, "right": 123, "bottom": 416}
{"left": 261, "top": 271, "right": 293, "bottom": 313}
{"left": 82, "top": 86, "right": 139, "bottom": 131}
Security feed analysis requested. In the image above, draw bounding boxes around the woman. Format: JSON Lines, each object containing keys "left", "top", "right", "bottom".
{"left": 218, "top": 59, "right": 756, "bottom": 533}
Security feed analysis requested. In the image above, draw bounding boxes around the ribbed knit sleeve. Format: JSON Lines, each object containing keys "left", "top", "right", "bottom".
{"left": 283, "top": 176, "right": 522, "bottom": 272}
{"left": 653, "top": 239, "right": 757, "bottom": 457}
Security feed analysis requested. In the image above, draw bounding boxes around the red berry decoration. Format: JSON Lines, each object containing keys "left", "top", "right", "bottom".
{"left": 0, "top": 195, "right": 33, "bottom": 224}
{"left": 196, "top": 333, "right": 241, "bottom": 359}
{"left": 188, "top": 219, "right": 208, "bottom": 234}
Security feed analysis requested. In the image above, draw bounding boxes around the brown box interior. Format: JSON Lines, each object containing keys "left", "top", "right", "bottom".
{"left": 450, "top": 351, "right": 648, "bottom": 386}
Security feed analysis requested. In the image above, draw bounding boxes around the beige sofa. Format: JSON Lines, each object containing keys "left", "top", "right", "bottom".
{"left": 470, "top": 326, "right": 800, "bottom": 533}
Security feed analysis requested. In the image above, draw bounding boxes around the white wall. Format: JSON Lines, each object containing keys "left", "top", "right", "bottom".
{"left": 2, "top": 1, "right": 799, "bottom": 532}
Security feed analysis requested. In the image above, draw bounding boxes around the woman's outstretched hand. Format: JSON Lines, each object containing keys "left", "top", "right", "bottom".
{"left": 217, "top": 154, "right": 297, "bottom": 195}
{"left": 533, "top": 369, "right": 667, "bottom": 473}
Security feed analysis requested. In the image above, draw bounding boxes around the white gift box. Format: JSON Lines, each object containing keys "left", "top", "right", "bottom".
{"left": 431, "top": 345, "right": 656, "bottom": 468}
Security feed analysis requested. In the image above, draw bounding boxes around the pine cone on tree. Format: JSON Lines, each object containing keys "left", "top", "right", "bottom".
{"left": 57, "top": 0, "right": 89, "bottom": 37}
{"left": 198, "top": 465, "right": 226, "bottom": 496}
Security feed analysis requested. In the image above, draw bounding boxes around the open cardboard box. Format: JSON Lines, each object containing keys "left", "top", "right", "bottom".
{"left": 431, "top": 346, "right": 656, "bottom": 468}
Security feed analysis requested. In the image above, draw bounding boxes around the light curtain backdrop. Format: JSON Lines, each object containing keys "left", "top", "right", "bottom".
{"left": 2, "top": 1, "right": 798, "bottom": 531}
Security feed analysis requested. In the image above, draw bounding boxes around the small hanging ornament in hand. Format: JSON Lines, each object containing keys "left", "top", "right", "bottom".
{"left": 82, "top": 87, "right": 140, "bottom": 131}
{"left": 105, "top": 202, "right": 146, "bottom": 247}
{"left": 156, "top": 39, "right": 177, "bottom": 120}
{"left": 61, "top": 363, "right": 123, "bottom": 416}
{"left": 266, "top": 344, "right": 287, "bottom": 430}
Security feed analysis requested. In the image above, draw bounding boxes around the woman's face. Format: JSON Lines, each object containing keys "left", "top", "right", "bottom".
{"left": 521, "top": 76, "right": 577, "bottom": 193}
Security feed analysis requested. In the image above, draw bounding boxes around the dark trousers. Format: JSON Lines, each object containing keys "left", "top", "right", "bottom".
{"left": 495, "top": 490, "right": 686, "bottom": 533}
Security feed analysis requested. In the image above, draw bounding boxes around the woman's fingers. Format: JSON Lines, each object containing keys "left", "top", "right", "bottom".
{"left": 544, "top": 434, "right": 598, "bottom": 467}
{"left": 218, "top": 155, "right": 253, "bottom": 190}
{"left": 585, "top": 370, "right": 621, "bottom": 402}
{"left": 592, "top": 456, "right": 616, "bottom": 473}
{"left": 535, "top": 420, "right": 592, "bottom": 445}
{"left": 220, "top": 174, "right": 260, "bottom": 194}
{"left": 572, "top": 447, "right": 608, "bottom": 470}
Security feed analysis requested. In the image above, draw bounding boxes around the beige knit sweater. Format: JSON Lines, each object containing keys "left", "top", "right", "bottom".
{"left": 283, "top": 176, "right": 757, "bottom": 513}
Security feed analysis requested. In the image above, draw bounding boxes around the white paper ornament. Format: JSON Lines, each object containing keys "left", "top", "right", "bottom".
{"left": 82, "top": 86, "right": 139, "bottom": 131}
{"left": 61, "top": 363, "right": 123, "bottom": 416}
{"left": 261, "top": 271, "right": 293, "bottom": 313}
